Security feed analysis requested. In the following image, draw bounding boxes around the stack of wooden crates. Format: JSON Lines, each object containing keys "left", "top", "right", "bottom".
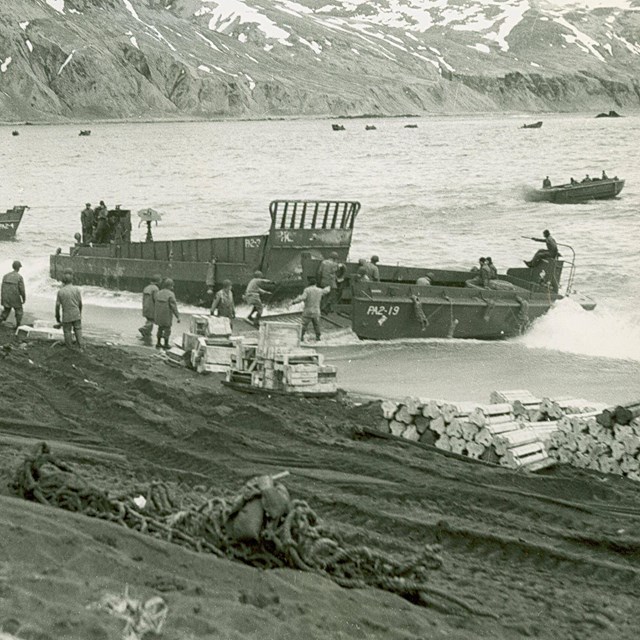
{"left": 166, "top": 315, "right": 235, "bottom": 372}
{"left": 227, "top": 322, "right": 337, "bottom": 395}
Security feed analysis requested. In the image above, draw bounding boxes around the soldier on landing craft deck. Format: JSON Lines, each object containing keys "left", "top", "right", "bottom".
{"left": 364, "top": 255, "right": 380, "bottom": 282}
{"left": 81, "top": 203, "right": 95, "bottom": 244}
{"left": 525, "top": 230, "right": 558, "bottom": 268}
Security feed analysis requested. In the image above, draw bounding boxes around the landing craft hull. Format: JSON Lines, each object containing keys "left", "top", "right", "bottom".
{"left": 301, "top": 255, "right": 595, "bottom": 341}
{"left": 351, "top": 286, "right": 555, "bottom": 340}
{"left": 530, "top": 178, "right": 624, "bottom": 203}
{"left": 0, "top": 206, "right": 28, "bottom": 240}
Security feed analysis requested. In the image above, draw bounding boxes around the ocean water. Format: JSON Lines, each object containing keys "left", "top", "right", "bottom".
{"left": 1, "top": 113, "right": 639, "bottom": 402}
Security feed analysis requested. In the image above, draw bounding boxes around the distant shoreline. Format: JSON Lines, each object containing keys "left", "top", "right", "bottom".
{"left": 2, "top": 108, "right": 637, "bottom": 128}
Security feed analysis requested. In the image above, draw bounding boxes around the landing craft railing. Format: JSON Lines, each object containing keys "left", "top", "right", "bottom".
{"left": 557, "top": 243, "right": 576, "bottom": 296}
{"left": 269, "top": 200, "right": 360, "bottom": 231}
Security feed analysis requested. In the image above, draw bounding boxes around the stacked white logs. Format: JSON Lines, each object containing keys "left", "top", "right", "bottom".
{"left": 379, "top": 395, "right": 554, "bottom": 471}
{"left": 547, "top": 413, "right": 640, "bottom": 482}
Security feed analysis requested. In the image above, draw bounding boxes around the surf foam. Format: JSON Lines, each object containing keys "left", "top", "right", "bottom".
{"left": 519, "top": 297, "right": 640, "bottom": 362}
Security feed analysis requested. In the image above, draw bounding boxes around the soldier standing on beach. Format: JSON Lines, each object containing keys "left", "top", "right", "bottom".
{"left": 0, "top": 261, "right": 26, "bottom": 327}
{"left": 317, "top": 252, "right": 339, "bottom": 314}
{"left": 154, "top": 278, "right": 180, "bottom": 349}
{"left": 55, "top": 269, "right": 83, "bottom": 349}
{"left": 292, "top": 276, "right": 330, "bottom": 342}
{"left": 244, "top": 270, "right": 272, "bottom": 327}
{"left": 210, "top": 279, "right": 235, "bottom": 321}
{"left": 139, "top": 274, "right": 162, "bottom": 339}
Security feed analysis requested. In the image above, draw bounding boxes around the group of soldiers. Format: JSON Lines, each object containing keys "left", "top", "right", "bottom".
{"left": 80, "top": 201, "right": 110, "bottom": 244}
{"left": 138, "top": 275, "right": 181, "bottom": 349}
{"left": 1, "top": 260, "right": 84, "bottom": 349}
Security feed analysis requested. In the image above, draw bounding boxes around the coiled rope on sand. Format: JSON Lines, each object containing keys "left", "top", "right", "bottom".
{"left": 11, "top": 442, "right": 495, "bottom": 616}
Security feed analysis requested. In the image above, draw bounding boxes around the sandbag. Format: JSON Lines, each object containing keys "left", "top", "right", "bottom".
{"left": 228, "top": 497, "right": 264, "bottom": 542}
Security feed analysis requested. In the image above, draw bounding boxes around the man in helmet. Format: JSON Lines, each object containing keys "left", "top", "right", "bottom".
{"left": 210, "top": 279, "right": 235, "bottom": 321}
{"left": 525, "top": 229, "right": 559, "bottom": 268}
{"left": 244, "top": 270, "right": 272, "bottom": 326}
{"left": 55, "top": 269, "right": 83, "bottom": 349}
{"left": 317, "top": 251, "right": 340, "bottom": 314}
{"left": 139, "top": 274, "right": 162, "bottom": 339}
{"left": 1, "top": 260, "right": 26, "bottom": 327}
{"left": 154, "top": 278, "right": 180, "bottom": 349}
{"left": 80, "top": 203, "right": 95, "bottom": 244}
{"left": 364, "top": 255, "right": 380, "bottom": 282}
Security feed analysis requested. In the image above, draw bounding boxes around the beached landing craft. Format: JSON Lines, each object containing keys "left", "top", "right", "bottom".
{"left": 528, "top": 176, "right": 624, "bottom": 203}
{"left": 301, "top": 250, "right": 596, "bottom": 341}
{"left": 50, "top": 200, "right": 359, "bottom": 303}
{"left": 0, "top": 206, "right": 29, "bottom": 241}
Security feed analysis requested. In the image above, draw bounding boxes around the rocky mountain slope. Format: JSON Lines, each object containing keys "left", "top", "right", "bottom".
{"left": 2, "top": 0, "right": 640, "bottom": 121}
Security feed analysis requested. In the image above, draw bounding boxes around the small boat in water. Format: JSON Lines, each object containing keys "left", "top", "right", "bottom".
{"left": 0, "top": 206, "right": 29, "bottom": 240}
{"left": 522, "top": 121, "right": 543, "bottom": 129}
{"left": 79, "top": 130, "right": 91, "bottom": 136}
{"left": 331, "top": 124, "right": 345, "bottom": 131}
{"left": 529, "top": 177, "right": 624, "bottom": 203}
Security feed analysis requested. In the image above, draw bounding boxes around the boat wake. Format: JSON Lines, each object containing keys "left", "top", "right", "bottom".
{"left": 518, "top": 297, "right": 640, "bottom": 362}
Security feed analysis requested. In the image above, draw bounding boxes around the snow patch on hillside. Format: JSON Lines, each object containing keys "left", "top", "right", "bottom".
{"left": 196, "top": 31, "right": 221, "bottom": 51}
{"left": 45, "top": 0, "right": 65, "bottom": 14}
{"left": 470, "top": 42, "right": 491, "bottom": 53}
{"left": 554, "top": 15, "right": 605, "bottom": 60}
{"left": 58, "top": 50, "right": 75, "bottom": 75}
{"left": 197, "top": 0, "right": 291, "bottom": 45}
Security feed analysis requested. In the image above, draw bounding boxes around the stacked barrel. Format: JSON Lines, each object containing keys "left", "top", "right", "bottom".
{"left": 546, "top": 400, "right": 640, "bottom": 480}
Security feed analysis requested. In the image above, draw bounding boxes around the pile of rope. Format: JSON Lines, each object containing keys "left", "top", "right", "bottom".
{"left": 11, "top": 442, "right": 492, "bottom": 614}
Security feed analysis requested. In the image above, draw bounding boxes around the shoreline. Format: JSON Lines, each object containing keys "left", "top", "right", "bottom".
{"left": 3, "top": 108, "right": 638, "bottom": 128}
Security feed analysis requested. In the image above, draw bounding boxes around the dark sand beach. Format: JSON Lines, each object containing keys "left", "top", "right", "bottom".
{"left": 1, "top": 324, "right": 639, "bottom": 639}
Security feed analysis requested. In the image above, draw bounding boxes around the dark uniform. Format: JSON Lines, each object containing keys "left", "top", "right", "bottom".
{"left": 526, "top": 231, "right": 558, "bottom": 268}
{"left": 1, "top": 267, "right": 26, "bottom": 326}
{"left": 80, "top": 204, "right": 95, "bottom": 244}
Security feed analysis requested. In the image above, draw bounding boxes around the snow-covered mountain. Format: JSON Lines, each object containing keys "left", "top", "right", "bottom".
{"left": 2, "top": 0, "right": 640, "bottom": 120}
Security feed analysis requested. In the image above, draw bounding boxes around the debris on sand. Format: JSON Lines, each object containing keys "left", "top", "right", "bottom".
{"left": 87, "top": 586, "right": 167, "bottom": 640}
{"left": 11, "top": 441, "right": 495, "bottom": 616}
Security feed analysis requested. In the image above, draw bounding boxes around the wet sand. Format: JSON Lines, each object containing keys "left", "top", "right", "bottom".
{"left": 1, "top": 324, "right": 640, "bottom": 639}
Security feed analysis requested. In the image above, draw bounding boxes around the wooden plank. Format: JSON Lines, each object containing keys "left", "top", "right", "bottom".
{"left": 395, "top": 405, "right": 413, "bottom": 425}
{"left": 389, "top": 420, "right": 405, "bottom": 437}
{"left": 401, "top": 425, "right": 420, "bottom": 442}
{"left": 414, "top": 416, "right": 430, "bottom": 434}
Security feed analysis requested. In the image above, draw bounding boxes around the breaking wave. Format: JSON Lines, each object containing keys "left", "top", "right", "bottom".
{"left": 518, "top": 297, "right": 640, "bottom": 362}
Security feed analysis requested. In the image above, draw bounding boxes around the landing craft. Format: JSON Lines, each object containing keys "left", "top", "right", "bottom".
{"left": 300, "top": 245, "right": 595, "bottom": 341}
{"left": 0, "top": 206, "right": 29, "bottom": 241}
{"left": 50, "top": 200, "right": 595, "bottom": 341}
{"left": 50, "top": 200, "right": 359, "bottom": 304}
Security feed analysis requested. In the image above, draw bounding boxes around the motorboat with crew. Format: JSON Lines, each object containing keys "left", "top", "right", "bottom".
{"left": 529, "top": 173, "right": 624, "bottom": 203}
{"left": 0, "top": 206, "right": 29, "bottom": 241}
